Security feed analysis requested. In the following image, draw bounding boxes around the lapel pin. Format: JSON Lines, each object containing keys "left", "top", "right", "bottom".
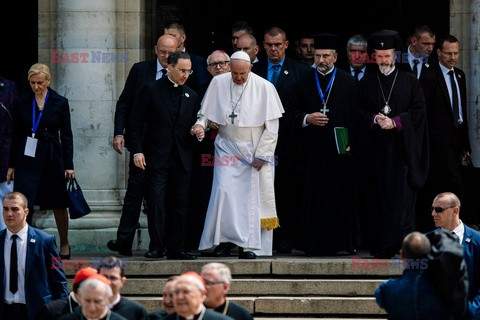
{"left": 30, "top": 239, "right": 36, "bottom": 243}
{"left": 185, "top": 93, "right": 190, "bottom": 98}
{"left": 458, "top": 74, "right": 462, "bottom": 79}
{"left": 425, "top": 63, "right": 429, "bottom": 68}
{"left": 466, "top": 238, "right": 471, "bottom": 243}
{"left": 284, "top": 70, "right": 289, "bottom": 75}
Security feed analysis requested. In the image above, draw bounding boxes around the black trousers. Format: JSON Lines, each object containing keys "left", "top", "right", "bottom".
{"left": 146, "top": 162, "right": 191, "bottom": 254}
{"left": 3, "top": 303, "right": 28, "bottom": 320}
{"left": 116, "top": 154, "right": 157, "bottom": 251}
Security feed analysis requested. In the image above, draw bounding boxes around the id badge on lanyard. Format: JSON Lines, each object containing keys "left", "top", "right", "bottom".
{"left": 25, "top": 92, "right": 48, "bottom": 157}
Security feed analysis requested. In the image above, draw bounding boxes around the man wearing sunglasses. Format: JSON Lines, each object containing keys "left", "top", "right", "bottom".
{"left": 431, "top": 192, "right": 480, "bottom": 319}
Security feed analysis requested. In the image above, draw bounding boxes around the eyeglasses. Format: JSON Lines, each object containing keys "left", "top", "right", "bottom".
{"left": 441, "top": 51, "right": 459, "bottom": 57}
{"left": 204, "top": 279, "right": 225, "bottom": 286}
{"left": 431, "top": 205, "right": 455, "bottom": 213}
{"left": 158, "top": 50, "right": 174, "bottom": 57}
{"left": 173, "top": 67, "right": 193, "bottom": 75}
{"left": 208, "top": 61, "right": 230, "bottom": 68}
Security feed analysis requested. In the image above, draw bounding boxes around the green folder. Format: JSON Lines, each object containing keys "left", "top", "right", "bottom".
{"left": 334, "top": 127, "right": 349, "bottom": 154}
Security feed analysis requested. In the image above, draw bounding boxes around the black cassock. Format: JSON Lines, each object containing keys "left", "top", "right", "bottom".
{"left": 287, "top": 67, "right": 358, "bottom": 256}
{"left": 354, "top": 67, "right": 428, "bottom": 257}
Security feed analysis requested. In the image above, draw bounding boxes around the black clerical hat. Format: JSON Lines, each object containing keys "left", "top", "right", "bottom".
{"left": 314, "top": 33, "right": 338, "bottom": 50}
{"left": 370, "top": 29, "right": 400, "bottom": 50}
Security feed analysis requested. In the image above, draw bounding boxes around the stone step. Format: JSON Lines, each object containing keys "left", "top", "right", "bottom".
{"left": 62, "top": 258, "right": 402, "bottom": 277}
{"left": 127, "top": 296, "right": 386, "bottom": 316}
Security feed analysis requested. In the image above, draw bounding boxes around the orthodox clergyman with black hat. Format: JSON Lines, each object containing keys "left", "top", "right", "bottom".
{"left": 354, "top": 30, "right": 428, "bottom": 258}
{"left": 286, "top": 33, "right": 359, "bottom": 256}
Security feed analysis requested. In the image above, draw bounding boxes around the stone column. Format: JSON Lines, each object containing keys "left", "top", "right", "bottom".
{"left": 36, "top": 0, "right": 150, "bottom": 251}
{"left": 451, "top": 0, "right": 479, "bottom": 165}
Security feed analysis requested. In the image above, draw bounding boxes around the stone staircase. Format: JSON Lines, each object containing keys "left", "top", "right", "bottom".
{"left": 64, "top": 253, "right": 401, "bottom": 319}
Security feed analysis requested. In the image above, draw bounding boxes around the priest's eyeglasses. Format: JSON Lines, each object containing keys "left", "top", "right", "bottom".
{"left": 431, "top": 205, "right": 455, "bottom": 213}
{"left": 174, "top": 67, "right": 193, "bottom": 75}
{"left": 208, "top": 61, "right": 230, "bottom": 68}
{"left": 204, "top": 279, "right": 225, "bottom": 286}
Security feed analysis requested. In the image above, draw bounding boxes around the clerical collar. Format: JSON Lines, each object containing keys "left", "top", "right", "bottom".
{"left": 167, "top": 75, "right": 180, "bottom": 87}
{"left": 178, "top": 305, "right": 205, "bottom": 320}
{"left": 109, "top": 293, "right": 121, "bottom": 309}
{"left": 316, "top": 66, "right": 335, "bottom": 76}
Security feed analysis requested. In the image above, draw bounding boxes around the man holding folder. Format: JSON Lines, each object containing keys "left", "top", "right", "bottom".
{"left": 286, "top": 33, "right": 358, "bottom": 256}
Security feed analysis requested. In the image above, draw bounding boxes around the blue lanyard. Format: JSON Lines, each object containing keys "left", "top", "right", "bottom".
{"left": 315, "top": 67, "right": 336, "bottom": 103}
{"left": 32, "top": 91, "right": 49, "bottom": 138}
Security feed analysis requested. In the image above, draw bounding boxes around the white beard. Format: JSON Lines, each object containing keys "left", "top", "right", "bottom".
{"left": 379, "top": 63, "right": 394, "bottom": 75}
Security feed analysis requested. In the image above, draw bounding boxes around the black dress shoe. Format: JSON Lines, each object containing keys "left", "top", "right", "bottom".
{"left": 213, "top": 242, "right": 237, "bottom": 257}
{"left": 167, "top": 251, "right": 197, "bottom": 260}
{"left": 107, "top": 240, "right": 132, "bottom": 256}
{"left": 144, "top": 250, "right": 164, "bottom": 259}
{"left": 238, "top": 250, "right": 256, "bottom": 259}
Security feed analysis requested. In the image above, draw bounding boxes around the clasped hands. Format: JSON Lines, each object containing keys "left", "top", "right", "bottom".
{"left": 376, "top": 113, "right": 395, "bottom": 130}
{"left": 306, "top": 112, "right": 329, "bottom": 127}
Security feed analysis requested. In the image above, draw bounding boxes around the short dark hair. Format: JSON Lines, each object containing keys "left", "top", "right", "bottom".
{"left": 165, "top": 21, "right": 186, "bottom": 34}
{"left": 402, "top": 232, "right": 431, "bottom": 259}
{"left": 413, "top": 25, "right": 435, "bottom": 38}
{"left": 96, "top": 256, "right": 126, "bottom": 277}
{"left": 437, "top": 34, "right": 459, "bottom": 50}
{"left": 167, "top": 51, "right": 191, "bottom": 66}
{"left": 231, "top": 20, "right": 254, "bottom": 35}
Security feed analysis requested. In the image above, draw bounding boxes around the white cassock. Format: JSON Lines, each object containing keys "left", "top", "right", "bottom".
{"left": 197, "top": 71, "right": 284, "bottom": 256}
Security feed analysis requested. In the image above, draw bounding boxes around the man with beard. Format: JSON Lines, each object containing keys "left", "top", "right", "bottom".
{"left": 354, "top": 30, "right": 428, "bottom": 258}
{"left": 286, "top": 33, "right": 358, "bottom": 256}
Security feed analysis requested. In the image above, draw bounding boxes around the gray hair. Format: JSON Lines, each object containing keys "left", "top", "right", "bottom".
{"left": 346, "top": 34, "right": 367, "bottom": 48}
{"left": 79, "top": 278, "right": 113, "bottom": 299}
{"left": 201, "top": 262, "right": 232, "bottom": 284}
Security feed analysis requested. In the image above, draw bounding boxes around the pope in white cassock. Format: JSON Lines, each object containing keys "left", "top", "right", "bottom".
{"left": 191, "top": 51, "right": 284, "bottom": 258}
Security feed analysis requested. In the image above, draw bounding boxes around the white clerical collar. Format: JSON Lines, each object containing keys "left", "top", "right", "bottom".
{"left": 168, "top": 75, "right": 179, "bottom": 87}
{"left": 109, "top": 293, "right": 121, "bottom": 308}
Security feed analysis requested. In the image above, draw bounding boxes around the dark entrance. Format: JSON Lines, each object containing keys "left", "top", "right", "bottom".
{"left": 155, "top": 0, "right": 449, "bottom": 58}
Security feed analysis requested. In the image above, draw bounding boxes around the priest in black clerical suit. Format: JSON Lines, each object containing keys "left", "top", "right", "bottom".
{"left": 415, "top": 35, "right": 470, "bottom": 232}
{"left": 129, "top": 51, "right": 200, "bottom": 260}
{"left": 354, "top": 30, "right": 428, "bottom": 258}
{"left": 286, "top": 33, "right": 358, "bottom": 256}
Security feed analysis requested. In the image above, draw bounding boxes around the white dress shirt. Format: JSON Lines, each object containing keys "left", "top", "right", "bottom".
{"left": 4, "top": 224, "right": 28, "bottom": 304}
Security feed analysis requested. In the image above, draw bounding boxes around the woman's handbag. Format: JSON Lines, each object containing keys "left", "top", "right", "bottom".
{"left": 67, "top": 177, "right": 91, "bottom": 219}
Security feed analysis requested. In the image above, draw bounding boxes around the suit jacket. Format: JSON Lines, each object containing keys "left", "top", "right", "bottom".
{"left": 375, "top": 269, "right": 455, "bottom": 319}
{"left": 129, "top": 77, "right": 200, "bottom": 171}
{"left": 463, "top": 225, "right": 480, "bottom": 319}
{"left": 162, "top": 308, "right": 234, "bottom": 320}
{"left": 0, "top": 226, "right": 68, "bottom": 320}
{"left": 420, "top": 61, "right": 470, "bottom": 197}
{"left": 34, "top": 294, "right": 78, "bottom": 320}
{"left": 10, "top": 88, "right": 73, "bottom": 209}
{"left": 252, "top": 57, "right": 310, "bottom": 161}
{"left": 0, "top": 76, "right": 18, "bottom": 182}
{"left": 114, "top": 59, "right": 157, "bottom": 148}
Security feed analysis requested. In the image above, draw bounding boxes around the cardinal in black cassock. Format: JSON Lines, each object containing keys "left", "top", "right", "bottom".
{"left": 353, "top": 30, "right": 429, "bottom": 258}
{"left": 287, "top": 33, "right": 359, "bottom": 256}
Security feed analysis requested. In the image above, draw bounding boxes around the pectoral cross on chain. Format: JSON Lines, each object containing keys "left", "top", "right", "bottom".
{"left": 321, "top": 103, "right": 329, "bottom": 114}
{"left": 229, "top": 110, "right": 238, "bottom": 124}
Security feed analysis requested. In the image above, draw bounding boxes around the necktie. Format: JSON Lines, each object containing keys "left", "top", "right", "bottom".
{"left": 412, "top": 59, "right": 420, "bottom": 78}
{"left": 448, "top": 70, "right": 460, "bottom": 128}
{"left": 10, "top": 234, "right": 18, "bottom": 294}
{"left": 353, "top": 69, "right": 361, "bottom": 81}
{"left": 161, "top": 69, "right": 167, "bottom": 77}
{"left": 270, "top": 64, "right": 281, "bottom": 85}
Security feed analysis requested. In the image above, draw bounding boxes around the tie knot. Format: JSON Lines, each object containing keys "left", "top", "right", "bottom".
{"left": 448, "top": 70, "right": 455, "bottom": 77}
{"left": 272, "top": 64, "right": 281, "bottom": 71}
{"left": 354, "top": 69, "right": 361, "bottom": 75}
{"left": 413, "top": 59, "right": 420, "bottom": 65}
{"left": 161, "top": 69, "right": 167, "bottom": 76}
{"left": 11, "top": 234, "right": 18, "bottom": 241}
